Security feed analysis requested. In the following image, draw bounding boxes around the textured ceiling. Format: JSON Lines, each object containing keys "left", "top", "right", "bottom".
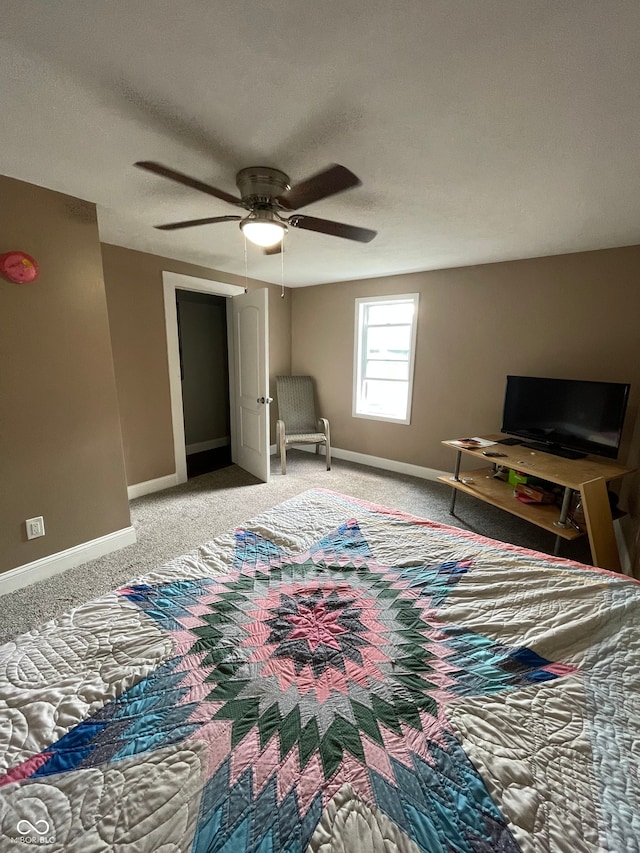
{"left": 1, "top": 1, "right": 639, "bottom": 286}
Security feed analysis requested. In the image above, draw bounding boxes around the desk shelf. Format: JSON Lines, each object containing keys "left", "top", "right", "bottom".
{"left": 441, "top": 435, "right": 633, "bottom": 571}
{"left": 437, "top": 468, "right": 583, "bottom": 540}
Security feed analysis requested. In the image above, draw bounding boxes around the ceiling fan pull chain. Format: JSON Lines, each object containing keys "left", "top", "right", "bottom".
{"left": 243, "top": 233, "right": 248, "bottom": 292}
{"left": 280, "top": 238, "right": 285, "bottom": 299}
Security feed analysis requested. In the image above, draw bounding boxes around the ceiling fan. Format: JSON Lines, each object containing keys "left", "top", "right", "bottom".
{"left": 134, "top": 161, "right": 377, "bottom": 253}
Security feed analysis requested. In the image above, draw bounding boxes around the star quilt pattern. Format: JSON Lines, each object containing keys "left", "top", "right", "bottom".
{"left": 1, "top": 489, "right": 639, "bottom": 852}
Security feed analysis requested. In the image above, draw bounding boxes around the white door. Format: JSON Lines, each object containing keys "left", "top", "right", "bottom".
{"left": 230, "top": 288, "right": 271, "bottom": 482}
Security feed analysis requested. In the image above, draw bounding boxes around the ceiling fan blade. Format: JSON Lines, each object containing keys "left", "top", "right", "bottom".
{"left": 155, "top": 215, "right": 242, "bottom": 231}
{"left": 276, "top": 164, "right": 361, "bottom": 211}
{"left": 289, "top": 214, "right": 376, "bottom": 243}
{"left": 263, "top": 243, "right": 282, "bottom": 255}
{"left": 135, "top": 161, "right": 243, "bottom": 206}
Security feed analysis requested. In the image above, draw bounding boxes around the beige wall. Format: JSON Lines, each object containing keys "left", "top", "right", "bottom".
{"left": 0, "top": 177, "right": 130, "bottom": 574}
{"left": 291, "top": 244, "right": 640, "bottom": 485}
{"left": 101, "top": 243, "right": 291, "bottom": 485}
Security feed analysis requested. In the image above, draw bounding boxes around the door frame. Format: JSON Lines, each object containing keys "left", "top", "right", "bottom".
{"left": 162, "top": 271, "right": 245, "bottom": 485}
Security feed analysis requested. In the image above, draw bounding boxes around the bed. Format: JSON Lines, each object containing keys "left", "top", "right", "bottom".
{"left": 1, "top": 488, "right": 639, "bottom": 852}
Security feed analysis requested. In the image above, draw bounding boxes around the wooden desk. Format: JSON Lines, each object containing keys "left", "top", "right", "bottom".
{"left": 439, "top": 434, "right": 633, "bottom": 571}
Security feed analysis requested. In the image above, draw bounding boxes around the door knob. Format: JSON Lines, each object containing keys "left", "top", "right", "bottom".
{"left": 257, "top": 396, "right": 273, "bottom": 404}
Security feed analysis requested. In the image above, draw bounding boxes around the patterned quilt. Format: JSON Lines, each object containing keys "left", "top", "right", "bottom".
{"left": 1, "top": 488, "right": 639, "bottom": 852}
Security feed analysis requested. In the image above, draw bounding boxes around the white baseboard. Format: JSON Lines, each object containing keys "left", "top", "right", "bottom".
{"left": 0, "top": 526, "right": 137, "bottom": 596}
{"left": 128, "top": 473, "right": 179, "bottom": 500}
{"left": 275, "top": 442, "right": 445, "bottom": 482}
{"left": 186, "top": 436, "right": 230, "bottom": 456}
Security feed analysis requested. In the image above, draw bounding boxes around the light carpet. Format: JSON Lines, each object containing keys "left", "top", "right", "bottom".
{"left": 0, "top": 451, "right": 592, "bottom": 642}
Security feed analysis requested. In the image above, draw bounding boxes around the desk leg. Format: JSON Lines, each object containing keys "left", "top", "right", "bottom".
{"left": 553, "top": 487, "right": 573, "bottom": 528}
{"left": 449, "top": 451, "right": 462, "bottom": 513}
{"left": 581, "top": 478, "right": 621, "bottom": 571}
{"left": 551, "top": 487, "right": 574, "bottom": 557}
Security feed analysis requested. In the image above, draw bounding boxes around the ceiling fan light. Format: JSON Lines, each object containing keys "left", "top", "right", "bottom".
{"left": 240, "top": 217, "right": 286, "bottom": 248}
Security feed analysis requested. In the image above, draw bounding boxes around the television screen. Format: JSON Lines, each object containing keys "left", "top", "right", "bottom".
{"left": 501, "top": 376, "right": 630, "bottom": 459}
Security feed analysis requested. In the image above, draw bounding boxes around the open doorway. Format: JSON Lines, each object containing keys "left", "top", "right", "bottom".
{"left": 176, "top": 290, "right": 232, "bottom": 478}
{"left": 163, "top": 272, "right": 271, "bottom": 485}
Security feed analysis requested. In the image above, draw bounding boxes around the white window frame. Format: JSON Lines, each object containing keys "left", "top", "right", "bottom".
{"left": 352, "top": 293, "right": 419, "bottom": 425}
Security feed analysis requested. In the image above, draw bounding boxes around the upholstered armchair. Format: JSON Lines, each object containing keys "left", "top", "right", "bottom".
{"left": 275, "top": 376, "right": 331, "bottom": 475}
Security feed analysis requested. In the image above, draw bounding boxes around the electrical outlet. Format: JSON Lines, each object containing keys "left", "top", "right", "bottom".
{"left": 26, "top": 516, "right": 45, "bottom": 540}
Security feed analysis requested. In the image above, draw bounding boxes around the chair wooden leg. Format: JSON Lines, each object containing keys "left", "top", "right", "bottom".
{"left": 315, "top": 443, "right": 320, "bottom": 455}
{"left": 321, "top": 420, "right": 331, "bottom": 470}
{"left": 280, "top": 436, "right": 287, "bottom": 474}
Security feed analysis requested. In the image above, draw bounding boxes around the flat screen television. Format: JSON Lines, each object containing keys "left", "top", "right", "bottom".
{"left": 501, "top": 376, "right": 630, "bottom": 460}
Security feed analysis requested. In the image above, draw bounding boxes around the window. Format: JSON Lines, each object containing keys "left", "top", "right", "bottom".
{"left": 353, "top": 293, "right": 419, "bottom": 424}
